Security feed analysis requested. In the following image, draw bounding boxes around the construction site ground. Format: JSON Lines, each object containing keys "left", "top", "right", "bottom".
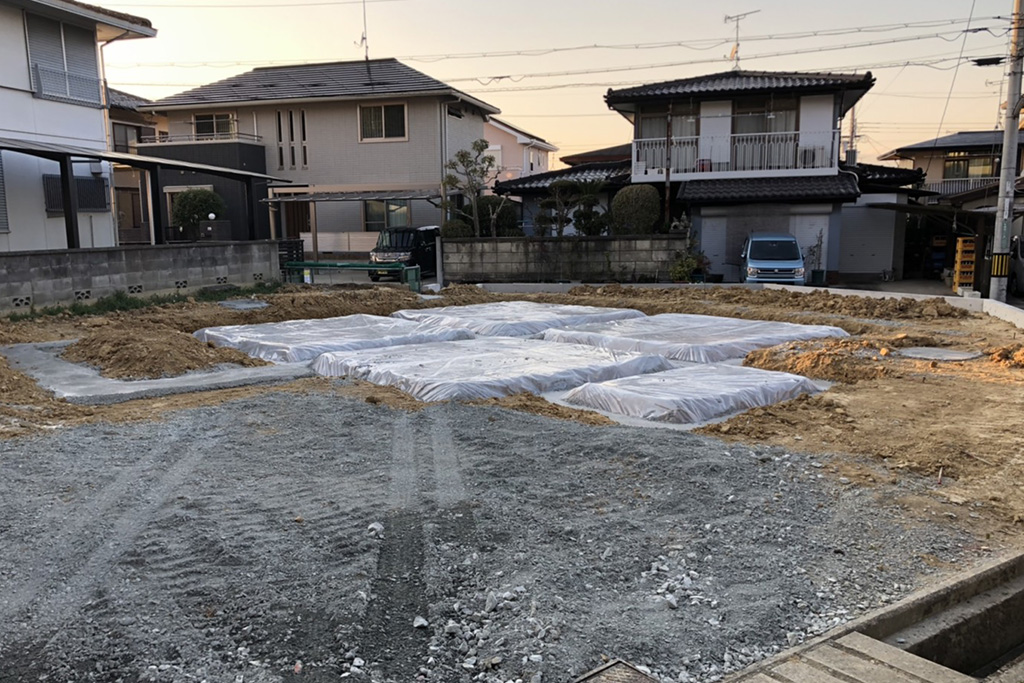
{"left": 1, "top": 283, "right": 1022, "bottom": 683}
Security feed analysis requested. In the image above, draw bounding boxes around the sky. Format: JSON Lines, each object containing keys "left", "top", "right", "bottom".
{"left": 99, "top": 0, "right": 1016, "bottom": 167}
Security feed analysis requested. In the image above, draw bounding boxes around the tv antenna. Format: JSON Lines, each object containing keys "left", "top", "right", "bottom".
{"left": 355, "top": 0, "right": 370, "bottom": 60}
{"left": 724, "top": 10, "right": 760, "bottom": 69}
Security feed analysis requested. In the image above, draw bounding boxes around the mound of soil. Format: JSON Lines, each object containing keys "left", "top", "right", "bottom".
{"left": 61, "top": 322, "right": 268, "bottom": 379}
{"left": 471, "top": 393, "right": 614, "bottom": 426}
{"left": 989, "top": 343, "right": 1024, "bottom": 368}
{"left": 744, "top": 339, "right": 894, "bottom": 383}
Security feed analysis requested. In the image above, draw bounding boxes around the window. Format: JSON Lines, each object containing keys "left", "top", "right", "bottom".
{"left": 733, "top": 96, "right": 797, "bottom": 135}
{"left": 637, "top": 104, "right": 699, "bottom": 139}
{"left": 25, "top": 13, "right": 101, "bottom": 105}
{"left": 193, "top": 113, "right": 234, "bottom": 139}
{"left": 943, "top": 152, "right": 997, "bottom": 180}
{"left": 360, "top": 104, "right": 407, "bottom": 141}
{"left": 276, "top": 110, "right": 308, "bottom": 168}
{"left": 0, "top": 153, "right": 8, "bottom": 233}
{"left": 112, "top": 123, "right": 139, "bottom": 153}
{"left": 42, "top": 175, "right": 110, "bottom": 214}
{"left": 364, "top": 200, "right": 410, "bottom": 231}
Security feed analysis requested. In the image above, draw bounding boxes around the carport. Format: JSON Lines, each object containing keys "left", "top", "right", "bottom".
{"left": 0, "top": 136, "right": 288, "bottom": 249}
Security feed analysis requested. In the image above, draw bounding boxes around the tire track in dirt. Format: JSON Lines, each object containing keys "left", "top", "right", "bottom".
{"left": 0, "top": 426, "right": 205, "bottom": 632}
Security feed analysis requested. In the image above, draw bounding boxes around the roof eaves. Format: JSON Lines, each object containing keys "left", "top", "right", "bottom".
{"left": 25, "top": 0, "right": 155, "bottom": 37}
{"left": 149, "top": 88, "right": 497, "bottom": 113}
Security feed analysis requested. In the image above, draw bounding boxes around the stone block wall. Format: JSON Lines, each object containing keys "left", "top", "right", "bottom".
{"left": 442, "top": 236, "right": 692, "bottom": 283}
{"left": 0, "top": 241, "right": 279, "bottom": 312}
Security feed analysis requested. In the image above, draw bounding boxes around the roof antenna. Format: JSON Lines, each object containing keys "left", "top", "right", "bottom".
{"left": 356, "top": 0, "right": 370, "bottom": 60}
{"left": 724, "top": 10, "right": 760, "bottom": 69}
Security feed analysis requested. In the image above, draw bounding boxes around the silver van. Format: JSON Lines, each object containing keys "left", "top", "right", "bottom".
{"left": 740, "top": 233, "right": 806, "bottom": 286}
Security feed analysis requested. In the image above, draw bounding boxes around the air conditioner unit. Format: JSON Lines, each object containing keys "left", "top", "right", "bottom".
{"left": 798, "top": 146, "right": 825, "bottom": 168}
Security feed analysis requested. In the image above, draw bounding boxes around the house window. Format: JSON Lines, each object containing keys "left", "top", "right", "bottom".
{"left": 364, "top": 199, "right": 410, "bottom": 231}
{"left": 733, "top": 96, "right": 798, "bottom": 135}
{"left": 359, "top": 104, "right": 407, "bottom": 141}
{"left": 112, "top": 123, "right": 139, "bottom": 153}
{"left": 637, "top": 104, "right": 699, "bottom": 139}
{"left": 193, "top": 113, "right": 234, "bottom": 139}
{"left": 42, "top": 175, "right": 110, "bottom": 214}
{"left": 25, "top": 13, "right": 101, "bottom": 106}
{"left": 943, "top": 152, "right": 997, "bottom": 179}
{"left": 0, "top": 153, "right": 8, "bottom": 233}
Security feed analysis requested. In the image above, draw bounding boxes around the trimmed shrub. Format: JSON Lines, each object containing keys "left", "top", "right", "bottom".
{"left": 170, "top": 189, "right": 226, "bottom": 236}
{"left": 470, "top": 195, "right": 519, "bottom": 237}
{"left": 610, "top": 185, "right": 660, "bottom": 235}
{"left": 440, "top": 219, "right": 473, "bottom": 238}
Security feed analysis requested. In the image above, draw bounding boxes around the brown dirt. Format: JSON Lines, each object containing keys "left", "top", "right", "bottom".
{"left": 5, "top": 283, "right": 1024, "bottom": 535}
{"left": 61, "top": 322, "right": 268, "bottom": 379}
{"left": 470, "top": 393, "right": 615, "bottom": 426}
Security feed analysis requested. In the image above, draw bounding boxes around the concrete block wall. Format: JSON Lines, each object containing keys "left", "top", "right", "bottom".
{"left": 0, "top": 241, "right": 279, "bottom": 312}
{"left": 442, "top": 236, "right": 692, "bottom": 283}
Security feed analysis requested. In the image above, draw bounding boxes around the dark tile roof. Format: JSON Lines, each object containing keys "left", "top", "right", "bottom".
{"left": 880, "top": 130, "right": 1011, "bottom": 159}
{"left": 560, "top": 143, "right": 632, "bottom": 166}
{"left": 494, "top": 161, "right": 630, "bottom": 195}
{"left": 606, "top": 70, "right": 874, "bottom": 105}
{"left": 678, "top": 172, "right": 860, "bottom": 205}
{"left": 107, "top": 87, "right": 151, "bottom": 111}
{"left": 61, "top": 0, "right": 152, "bottom": 30}
{"left": 842, "top": 162, "right": 924, "bottom": 188}
{"left": 149, "top": 58, "right": 499, "bottom": 112}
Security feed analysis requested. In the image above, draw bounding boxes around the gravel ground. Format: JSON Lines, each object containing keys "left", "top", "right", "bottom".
{"left": 0, "top": 385, "right": 980, "bottom": 683}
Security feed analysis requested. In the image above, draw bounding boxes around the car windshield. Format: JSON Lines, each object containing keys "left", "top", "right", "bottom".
{"left": 377, "top": 230, "right": 415, "bottom": 249}
{"left": 749, "top": 239, "right": 801, "bottom": 261}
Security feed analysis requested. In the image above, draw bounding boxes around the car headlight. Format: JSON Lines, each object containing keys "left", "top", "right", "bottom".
{"left": 746, "top": 267, "right": 759, "bottom": 276}
{"left": 395, "top": 252, "right": 412, "bottom": 261}
{"left": 794, "top": 267, "right": 805, "bottom": 277}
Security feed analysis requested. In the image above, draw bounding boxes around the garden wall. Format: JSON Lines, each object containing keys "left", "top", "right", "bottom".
{"left": 0, "top": 241, "right": 279, "bottom": 312}
{"left": 442, "top": 235, "right": 692, "bottom": 283}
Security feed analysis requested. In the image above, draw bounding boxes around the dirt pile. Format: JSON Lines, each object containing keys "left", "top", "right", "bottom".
{"left": 471, "top": 393, "right": 615, "bottom": 426}
{"left": 61, "top": 322, "right": 268, "bottom": 379}
{"left": 745, "top": 339, "right": 895, "bottom": 383}
{"left": 0, "top": 356, "right": 90, "bottom": 437}
{"left": 990, "top": 343, "right": 1024, "bottom": 368}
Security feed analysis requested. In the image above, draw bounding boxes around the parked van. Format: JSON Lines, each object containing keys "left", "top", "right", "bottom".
{"left": 740, "top": 233, "right": 806, "bottom": 286}
{"left": 369, "top": 225, "right": 439, "bottom": 281}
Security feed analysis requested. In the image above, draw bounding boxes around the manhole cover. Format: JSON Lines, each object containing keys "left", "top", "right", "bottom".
{"left": 900, "top": 347, "right": 983, "bottom": 361}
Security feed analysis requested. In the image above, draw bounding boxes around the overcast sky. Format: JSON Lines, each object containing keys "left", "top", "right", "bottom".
{"left": 101, "top": 0, "right": 1014, "bottom": 166}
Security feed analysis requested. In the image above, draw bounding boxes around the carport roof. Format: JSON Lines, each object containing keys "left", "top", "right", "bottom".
{"left": 0, "top": 136, "right": 290, "bottom": 183}
{"left": 264, "top": 189, "right": 441, "bottom": 203}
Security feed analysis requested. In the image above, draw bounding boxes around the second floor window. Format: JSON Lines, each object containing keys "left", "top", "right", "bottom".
{"left": 360, "top": 104, "right": 406, "bottom": 141}
{"left": 194, "top": 113, "right": 234, "bottom": 139}
{"left": 943, "top": 152, "right": 997, "bottom": 180}
{"left": 112, "top": 123, "right": 139, "bottom": 153}
{"left": 637, "top": 104, "right": 698, "bottom": 139}
{"left": 26, "top": 13, "right": 101, "bottom": 106}
{"left": 733, "top": 96, "right": 797, "bottom": 135}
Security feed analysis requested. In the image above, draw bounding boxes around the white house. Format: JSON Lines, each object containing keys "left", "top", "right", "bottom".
{"left": 0, "top": 0, "right": 155, "bottom": 252}
{"left": 605, "top": 70, "right": 875, "bottom": 281}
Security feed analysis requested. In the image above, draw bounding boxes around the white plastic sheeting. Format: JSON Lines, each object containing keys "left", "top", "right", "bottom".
{"left": 541, "top": 313, "right": 848, "bottom": 362}
{"left": 194, "top": 314, "right": 474, "bottom": 363}
{"left": 311, "top": 338, "right": 674, "bottom": 402}
{"left": 564, "top": 364, "right": 819, "bottom": 424}
{"left": 391, "top": 301, "right": 646, "bottom": 337}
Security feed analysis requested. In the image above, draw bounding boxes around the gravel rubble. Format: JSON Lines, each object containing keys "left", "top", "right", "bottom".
{"left": 0, "top": 386, "right": 982, "bottom": 682}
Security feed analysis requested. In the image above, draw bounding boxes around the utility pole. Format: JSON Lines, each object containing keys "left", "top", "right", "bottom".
{"left": 664, "top": 103, "right": 673, "bottom": 230}
{"left": 992, "top": 0, "right": 1024, "bottom": 301}
{"left": 724, "top": 10, "right": 760, "bottom": 70}
{"left": 847, "top": 105, "right": 858, "bottom": 165}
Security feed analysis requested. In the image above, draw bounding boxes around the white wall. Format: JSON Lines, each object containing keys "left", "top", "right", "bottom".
{"left": 699, "top": 101, "right": 731, "bottom": 167}
{"left": 0, "top": 4, "right": 113, "bottom": 252}
{"left": 840, "top": 192, "right": 903, "bottom": 276}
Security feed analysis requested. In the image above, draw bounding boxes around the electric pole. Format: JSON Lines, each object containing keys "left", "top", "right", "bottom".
{"left": 992, "top": 0, "right": 1024, "bottom": 301}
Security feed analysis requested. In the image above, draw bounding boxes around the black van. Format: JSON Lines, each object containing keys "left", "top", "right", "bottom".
{"left": 368, "top": 225, "right": 439, "bottom": 281}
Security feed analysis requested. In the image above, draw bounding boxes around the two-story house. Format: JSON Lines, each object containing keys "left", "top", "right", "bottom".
{"left": 879, "top": 130, "right": 1019, "bottom": 199}
{"left": 484, "top": 118, "right": 557, "bottom": 184}
{"left": 107, "top": 87, "right": 167, "bottom": 244}
{"left": 144, "top": 58, "right": 501, "bottom": 256}
{"left": 0, "top": 0, "right": 154, "bottom": 252}
{"left": 605, "top": 70, "right": 874, "bottom": 281}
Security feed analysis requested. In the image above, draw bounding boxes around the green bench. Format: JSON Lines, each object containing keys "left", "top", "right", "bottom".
{"left": 283, "top": 261, "right": 422, "bottom": 293}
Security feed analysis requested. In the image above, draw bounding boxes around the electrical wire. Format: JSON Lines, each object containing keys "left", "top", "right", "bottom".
{"left": 924, "top": 0, "right": 978, "bottom": 176}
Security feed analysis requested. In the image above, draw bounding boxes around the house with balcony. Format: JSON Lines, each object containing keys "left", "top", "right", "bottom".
{"left": 605, "top": 70, "right": 875, "bottom": 281}
{"left": 107, "top": 87, "right": 168, "bottom": 244}
{"left": 144, "top": 58, "right": 500, "bottom": 256}
{"left": 879, "top": 130, "right": 1018, "bottom": 199}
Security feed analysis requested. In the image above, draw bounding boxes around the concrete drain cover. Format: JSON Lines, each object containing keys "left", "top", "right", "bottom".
{"left": 218, "top": 299, "right": 269, "bottom": 310}
{"left": 900, "top": 347, "right": 983, "bottom": 361}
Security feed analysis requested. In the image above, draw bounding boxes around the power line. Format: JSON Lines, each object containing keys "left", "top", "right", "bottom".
{"left": 924, "top": 0, "right": 978, "bottom": 177}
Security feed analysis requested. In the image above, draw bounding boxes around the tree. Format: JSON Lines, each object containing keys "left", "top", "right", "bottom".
{"left": 442, "top": 139, "right": 501, "bottom": 238}
{"left": 471, "top": 195, "right": 520, "bottom": 237}
{"left": 170, "top": 189, "right": 226, "bottom": 240}
{"left": 610, "top": 185, "right": 660, "bottom": 235}
{"left": 572, "top": 180, "right": 608, "bottom": 237}
{"left": 535, "top": 180, "right": 580, "bottom": 238}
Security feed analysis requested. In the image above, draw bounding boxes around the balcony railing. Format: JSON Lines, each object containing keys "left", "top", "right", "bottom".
{"left": 632, "top": 129, "right": 840, "bottom": 180}
{"left": 138, "top": 132, "right": 263, "bottom": 144}
{"left": 923, "top": 177, "right": 998, "bottom": 196}
{"left": 32, "top": 64, "right": 102, "bottom": 107}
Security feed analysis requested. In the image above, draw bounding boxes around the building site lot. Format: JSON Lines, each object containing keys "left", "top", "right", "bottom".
{"left": 1, "top": 283, "right": 1023, "bottom": 683}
